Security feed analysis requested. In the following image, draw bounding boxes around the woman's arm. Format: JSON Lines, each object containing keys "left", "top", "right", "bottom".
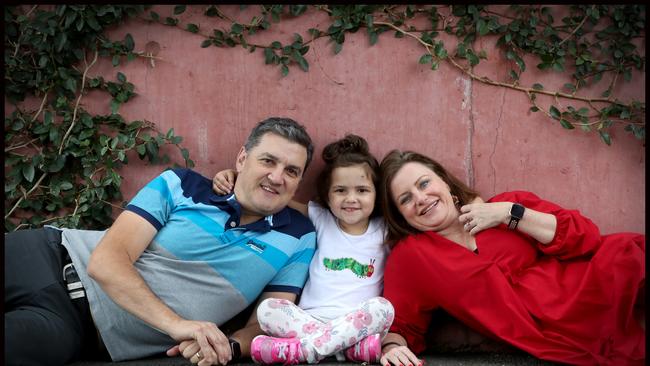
{"left": 461, "top": 191, "right": 603, "bottom": 259}
{"left": 459, "top": 201, "right": 557, "bottom": 244}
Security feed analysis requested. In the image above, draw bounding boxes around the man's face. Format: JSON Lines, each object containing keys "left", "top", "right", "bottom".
{"left": 233, "top": 133, "right": 308, "bottom": 220}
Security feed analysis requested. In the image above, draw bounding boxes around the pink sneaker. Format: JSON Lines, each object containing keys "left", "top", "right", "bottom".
{"left": 345, "top": 333, "right": 381, "bottom": 363}
{"left": 250, "top": 335, "right": 305, "bottom": 365}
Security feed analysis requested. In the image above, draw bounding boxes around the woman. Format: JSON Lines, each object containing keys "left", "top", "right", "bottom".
{"left": 377, "top": 150, "right": 645, "bottom": 366}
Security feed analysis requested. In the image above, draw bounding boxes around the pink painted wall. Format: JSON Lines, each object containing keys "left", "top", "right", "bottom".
{"left": 85, "top": 5, "right": 644, "bottom": 234}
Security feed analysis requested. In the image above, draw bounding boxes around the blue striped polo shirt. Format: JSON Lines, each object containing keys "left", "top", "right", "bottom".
{"left": 60, "top": 168, "right": 315, "bottom": 361}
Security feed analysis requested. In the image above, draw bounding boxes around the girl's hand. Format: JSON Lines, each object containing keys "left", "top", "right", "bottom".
{"left": 380, "top": 344, "right": 421, "bottom": 366}
{"left": 212, "top": 169, "right": 237, "bottom": 195}
{"left": 459, "top": 201, "right": 511, "bottom": 236}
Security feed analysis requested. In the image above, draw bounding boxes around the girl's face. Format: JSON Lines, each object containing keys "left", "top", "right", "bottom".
{"left": 390, "top": 162, "right": 459, "bottom": 232}
{"left": 327, "top": 164, "right": 376, "bottom": 235}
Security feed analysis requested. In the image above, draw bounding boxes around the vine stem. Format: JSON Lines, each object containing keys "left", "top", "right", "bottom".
{"left": 7, "top": 49, "right": 98, "bottom": 224}
{"left": 24, "top": 5, "right": 38, "bottom": 16}
{"left": 211, "top": 5, "right": 234, "bottom": 23}
{"left": 13, "top": 166, "right": 126, "bottom": 230}
{"left": 12, "top": 6, "right": 38, "bottom": 57}
{"left": 101, "top": 199, "right": 126, "bottom": 210}
{"left": 5, "top": 138, "right": 39, "bottom": 153}
{"left": 309, "top": 28, "right": 344, "bottom": 85}
{"left": 27, "top": 196, "right": 80, "bottom": 228}
{"left": 31, "top": 91, "right": 49, "bottom": 123}
{"left": 59, "top": 49, "right": 98, "bottom": 155}
{"left": 5, "top": 173, "right": 47, "bottom": 221}
{"left": 606, "top": 70, "right": 620, "bottom": 101}
{"left": 557, "top": 6, "right": 594, "bottom": 46}
{"left": 374, "top": 21, "right": 636, "bottom": 108}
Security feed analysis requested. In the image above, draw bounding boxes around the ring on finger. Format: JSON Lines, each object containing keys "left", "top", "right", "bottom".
{"left": 195, "top": 351, "right": 203, "bottom": 360}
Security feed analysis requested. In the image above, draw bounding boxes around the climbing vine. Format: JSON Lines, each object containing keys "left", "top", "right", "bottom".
{"left": 149, "top": 4, "right": 645, "bottom": 145}
{"left": 4, "top": 5, "right": 645, "bottom": 231}
{"left": 4, "top": 5, "right": 194, "bottom": 231}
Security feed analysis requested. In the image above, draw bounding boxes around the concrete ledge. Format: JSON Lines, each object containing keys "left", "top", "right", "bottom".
{"left": 68, "top": 353, "right": 557, "bottom": 366}
{"left": 68, "top": 310, "right": 547, "bottom": 365}
{"left": 425, "top": 309, "right": 517, "bottom": 353}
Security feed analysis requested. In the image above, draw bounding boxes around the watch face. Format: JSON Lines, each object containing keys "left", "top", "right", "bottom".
{"left": 510, "top": 203, "right": 525, "bottom": 219}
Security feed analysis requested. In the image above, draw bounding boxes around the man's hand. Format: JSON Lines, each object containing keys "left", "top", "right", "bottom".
{"left": 167, "top": 320, "right": 232, "bottom": 365}
{"left": 212, "top": 169, "right": 237, "bottom": 195}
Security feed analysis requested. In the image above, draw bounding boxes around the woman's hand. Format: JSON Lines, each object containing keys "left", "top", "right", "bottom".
{"left": 212, "top": 169, "right": 237, "bottom": 195}
{"left": 380, "top": 344, "right": 421, "bottom": 366}
{"left": 459, "top": 201, "right": 511, "bottom": 236}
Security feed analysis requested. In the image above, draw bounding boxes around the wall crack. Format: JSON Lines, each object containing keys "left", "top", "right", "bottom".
{"left": 488, "top": 89, "right": 507, "bottom": 194}
{"left": 466, "top": 76, "right": 475, "bottom": 189}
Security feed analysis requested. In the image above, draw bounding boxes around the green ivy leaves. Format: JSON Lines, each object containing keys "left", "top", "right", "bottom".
{"left": 5, "top": 5, "right": 194, "bottom": 231}
{"left": 158, "top": 5, "right": 643, "bottom": 142}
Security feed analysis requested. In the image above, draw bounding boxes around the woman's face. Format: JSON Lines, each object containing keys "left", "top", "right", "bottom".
{"left": 390, "top": 162, "right": 459, "bottom": 232}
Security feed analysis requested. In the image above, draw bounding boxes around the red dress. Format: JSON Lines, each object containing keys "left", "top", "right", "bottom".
{"left": 384, "top": 191, "right": 645, "bottom": 365}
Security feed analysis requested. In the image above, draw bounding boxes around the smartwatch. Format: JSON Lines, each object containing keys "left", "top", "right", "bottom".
{"left": 508, "top": 203, "right": 525, "bottom": 230}
{"left": 229, "top": 338, "right": 241, "bottom": 361}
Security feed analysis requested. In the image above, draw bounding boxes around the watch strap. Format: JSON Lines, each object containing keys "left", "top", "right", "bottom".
{"left": 508, "top": 203, "right": 525, "bottom": 230}
{"left": 507, "top": 216, "right": 520, "bottom": 230}
{"left": 228, "top": 338, "right": 241, "bottom": 360}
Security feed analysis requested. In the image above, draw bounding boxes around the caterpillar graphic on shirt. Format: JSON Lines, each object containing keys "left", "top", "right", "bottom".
{"left": 323, "top": 257, "right": 375, "bottom": 278}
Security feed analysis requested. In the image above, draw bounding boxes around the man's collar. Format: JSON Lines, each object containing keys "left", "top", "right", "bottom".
{"left": 209, "top": 191, "right": 235, "bottom": 205}
{"left": 211, "top": 193, "right": 291, "bottom": 232}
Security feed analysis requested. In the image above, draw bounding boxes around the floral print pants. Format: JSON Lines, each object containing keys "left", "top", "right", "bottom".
{"left": 257, "top": 296, "right": 395, "bottom": 363}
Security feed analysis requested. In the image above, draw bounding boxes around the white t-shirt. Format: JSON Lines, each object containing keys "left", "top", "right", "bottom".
{"left": 298, "top": 201, "right": 388, "bottom": 321}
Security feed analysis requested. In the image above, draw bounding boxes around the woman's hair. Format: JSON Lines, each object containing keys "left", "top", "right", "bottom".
{"left": 379, "top": 149, "right": 479, "bottom": 246}
{"left": 315, "top": 134, "right": 382, "bottom": 218}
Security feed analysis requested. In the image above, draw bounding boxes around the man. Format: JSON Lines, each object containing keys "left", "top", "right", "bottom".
{"left": 5, "top": 117, "right": 317, "bottom": 366}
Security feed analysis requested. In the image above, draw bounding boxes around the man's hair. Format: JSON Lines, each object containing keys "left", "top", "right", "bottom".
{"left": 244, "top": 117, "right": 314, "bottom": 170}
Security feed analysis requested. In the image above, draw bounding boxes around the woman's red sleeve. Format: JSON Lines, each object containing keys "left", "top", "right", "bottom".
{"left": 489, "top": 190, "right": 602, "bottom": 259}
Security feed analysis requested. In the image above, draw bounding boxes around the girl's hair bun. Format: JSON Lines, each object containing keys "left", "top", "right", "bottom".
{"left": 322, "top": 134, "right": 369, "bottom": 163}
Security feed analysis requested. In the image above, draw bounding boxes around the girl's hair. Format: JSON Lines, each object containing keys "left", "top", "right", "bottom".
{"left": 379, "top": 149, "right": 479, "bottom": 247}
{"left": 315, "top": 134, "right": 381, "bottom": 218}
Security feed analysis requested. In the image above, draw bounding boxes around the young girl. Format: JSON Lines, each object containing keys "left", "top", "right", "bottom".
{"left": 213, "top": 135, "right": 394, "bottom": 365}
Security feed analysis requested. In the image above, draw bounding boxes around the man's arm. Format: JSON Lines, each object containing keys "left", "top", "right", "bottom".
{"left": 87, "top": 211, "right": 231, "bottom": 365}
{"left": 169, "top": 291, "right": 298, "bottom": 363}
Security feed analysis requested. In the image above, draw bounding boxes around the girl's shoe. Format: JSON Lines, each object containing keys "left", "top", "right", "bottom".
{"left": 345, "top": 333, "right": 381, "bottom": 363}
{"left": 250, "top": 335, "right": 305, "bottom": 365}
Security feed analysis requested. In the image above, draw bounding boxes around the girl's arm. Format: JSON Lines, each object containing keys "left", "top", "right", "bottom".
{"left": 212, "top": 169, "right": 237, "bottom": 195}
{"left": 288, "top": 200, "right": 308, "bottom": 217}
